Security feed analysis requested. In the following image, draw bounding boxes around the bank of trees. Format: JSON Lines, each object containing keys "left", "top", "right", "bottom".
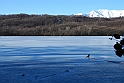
{"left": 0, "top": 14, "right": 124, "bottom": 36}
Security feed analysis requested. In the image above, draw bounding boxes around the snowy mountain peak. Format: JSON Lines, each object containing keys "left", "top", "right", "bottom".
{"left": 88, "top": 9, "right": 124, "bottom": 18}
{"left": 74, "top": 9, "right": 124, "bottom": 18}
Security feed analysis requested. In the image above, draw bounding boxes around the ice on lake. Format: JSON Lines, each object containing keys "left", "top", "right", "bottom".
{"left": 0, "top": 36, "right": 122, "bottom": 61}
{"left": 0, "top": 36, "right": 124, "bottom": 83}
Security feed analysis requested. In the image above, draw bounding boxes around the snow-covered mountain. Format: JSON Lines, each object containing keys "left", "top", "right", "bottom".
{"left": 88, "top": 9, "right": 124, "bottom": 18}
{"left": 74, "top": 9, "right": 124, "bottom": 18}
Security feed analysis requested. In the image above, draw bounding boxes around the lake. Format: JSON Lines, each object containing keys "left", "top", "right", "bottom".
{"left": 1, "top": 36, "right": 124, "bottom": 83}
{"left": 0, "top": 36, "right": 123, "bottom": 61}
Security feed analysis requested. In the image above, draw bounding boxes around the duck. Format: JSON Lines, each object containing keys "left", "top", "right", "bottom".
{"left": 86, "top": 54, "right": 90, "bottom": 58}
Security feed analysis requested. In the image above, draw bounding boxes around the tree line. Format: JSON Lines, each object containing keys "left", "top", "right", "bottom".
{"left": 0, "top": 14, "right": 124, "bottom": 36}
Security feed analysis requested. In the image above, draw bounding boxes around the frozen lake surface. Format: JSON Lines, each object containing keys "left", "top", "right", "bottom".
{"left": 0, "top": 36, "right": 120, "bottom": 61}
{"left": 0, "top": 36, "right": 124, "bottom": 83}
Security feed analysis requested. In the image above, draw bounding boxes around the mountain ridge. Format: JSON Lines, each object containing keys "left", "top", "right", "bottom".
{"left": 75, "top": 9, "right": 124, "bottom": 18}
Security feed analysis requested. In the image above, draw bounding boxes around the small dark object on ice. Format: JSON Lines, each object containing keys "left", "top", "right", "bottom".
{"left": 109, "top": 38, "right": 113, "bottom": 40}
{"left": 65, "top": 70, "right": 69, "bottom": 72}
{"left": 21, "top": 74, "right": 25, "bottom": 76}
{"left": 86, "top": 54, "right": 90, "bottom": 58}
{"left": 113, "top": 34, "right": 120, "bottom": 39}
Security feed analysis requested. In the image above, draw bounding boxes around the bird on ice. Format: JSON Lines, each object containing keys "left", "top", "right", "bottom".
{"left": 86, "top": 54, "right": 90, "bottom": 58}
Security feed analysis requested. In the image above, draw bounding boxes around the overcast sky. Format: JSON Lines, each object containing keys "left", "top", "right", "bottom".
{"left": 0, "top": 0, "right": 124, "bottom": 15}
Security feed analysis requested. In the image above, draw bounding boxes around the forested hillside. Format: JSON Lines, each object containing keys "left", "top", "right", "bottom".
{"left": 0, "top": 14, "right": 124, "bottom": 36}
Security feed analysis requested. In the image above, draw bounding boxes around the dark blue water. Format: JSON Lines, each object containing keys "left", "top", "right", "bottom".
{"left": 0, "top": 36, "right": 123, "bottom": 61}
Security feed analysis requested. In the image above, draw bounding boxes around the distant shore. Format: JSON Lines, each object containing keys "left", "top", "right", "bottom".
{"left": 0, "top": 14, "right": 124, "bottom": 36}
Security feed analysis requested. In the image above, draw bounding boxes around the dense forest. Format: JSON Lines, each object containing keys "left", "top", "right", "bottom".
{"left": 0, "top": 14, "right": 124, "bottom": 36}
